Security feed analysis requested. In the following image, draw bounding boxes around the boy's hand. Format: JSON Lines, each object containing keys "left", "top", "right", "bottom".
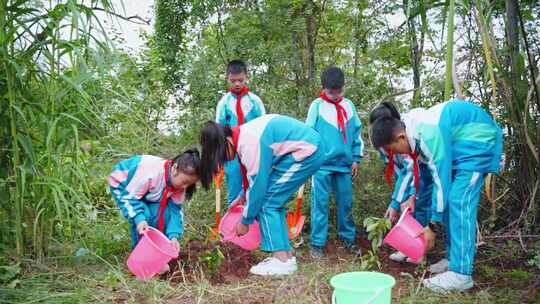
{"left": 351, "top": 162, "right": 358, "bottom": 179}
{"left": 400, "top": 201, "right": 408, "bottom": 213}
{"left": 404, "top": 196, "right": 415, "bottom": 211}
{"left": 423, "top": 226, "right": 436, "bottom": 250}
{"left": 136, "top": 220, "right": 149, "bottom": 235}
{"left": 170, "top": 238, "right": 180, "bottom": 254}
{"left": 236, "top": 222, "right": 249, "bottom": 236}
{"left": 385, "top": 207, "right": 399, "bottom": 224}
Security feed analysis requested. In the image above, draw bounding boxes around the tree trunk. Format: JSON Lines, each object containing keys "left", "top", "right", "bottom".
{"left": 291, "top": 30, "right": 303, "bottom": 105}
{"left": 506, "top": 0, "right": 519, "bottom": 99}
{"left": 304, "top": 0, "right": 323, "bottom": 97}
{"left": 404, "top": 0, "right": 422, "bottom": 106}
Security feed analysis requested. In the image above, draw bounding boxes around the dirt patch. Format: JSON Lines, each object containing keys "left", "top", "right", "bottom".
{"left": 165, "top": 240, "right": 258, "bottom": 284}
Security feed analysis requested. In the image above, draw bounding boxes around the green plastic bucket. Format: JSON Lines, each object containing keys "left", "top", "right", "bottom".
{"left": 330, "top": 272, "right": 396, "bottom": 304}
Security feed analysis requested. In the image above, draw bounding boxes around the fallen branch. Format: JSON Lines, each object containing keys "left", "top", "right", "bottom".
{"left": 483, "top": 234, "right": 540, "bottom": 239}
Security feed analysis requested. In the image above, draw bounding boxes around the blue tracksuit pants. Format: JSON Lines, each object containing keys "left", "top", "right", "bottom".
{"left": 442, "top": 170, "right": 485, "bottom": 275}
{"left": 310, "top": 170, "right": 356, "bottom": 247}
{"left": 258, "top": 148, "right": 325, "bottom": 252}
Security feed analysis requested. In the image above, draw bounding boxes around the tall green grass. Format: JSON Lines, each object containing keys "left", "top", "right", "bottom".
{"left": 0, "top": 0, "right": 116, "bottom": 259}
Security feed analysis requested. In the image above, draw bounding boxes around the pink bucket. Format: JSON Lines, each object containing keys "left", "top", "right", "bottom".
{"left": 383, "top": 208, "right": 427, "bottom": 263}
{"left": 127, "top": 227, "right": 178, "bottom": 281}
{"left": 219, "top": 204, "right": 260, "bottom": 250}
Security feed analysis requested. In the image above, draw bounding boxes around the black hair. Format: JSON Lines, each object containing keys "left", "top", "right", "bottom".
{"left": 172, "top": 148, "right": 200, "bottom": 200}
{"left": 226, "top": 60, "right": 247, "bottom": 75}
{"left": 369, "top": 101, "right": 401, "bottom": 124}
{"left": 370, "top": 117, "right": 406, "bottom": 148}
{"left": 321, "top": 66, "right": 345, "bottom": 89}
{"left": 199, "top": 121, "right": 233, "bottom": 190}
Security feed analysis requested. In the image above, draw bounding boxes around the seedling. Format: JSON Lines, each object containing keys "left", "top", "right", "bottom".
{"left": 363, "top": 216, "right": 392, "bottom": 253}
{"left": 199, "top": 247, "right": 225, "bottom": 276}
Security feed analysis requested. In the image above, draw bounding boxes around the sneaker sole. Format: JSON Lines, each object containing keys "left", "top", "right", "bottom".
{"left": 406, "top": 258, "right": 424, "bottom": 264}
{"left": 389, "top": 256, "right": 407, "bottom": 262}
{"left": 249, "top": 269, "right": 296, "bottom": 276}
{"left": 428, "top": 267, "right": 449, "bottom": 274}
{"left": 423, "top": 279, "right": 473, "bottom": 294}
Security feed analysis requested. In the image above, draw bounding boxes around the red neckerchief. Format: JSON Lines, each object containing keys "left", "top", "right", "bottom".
{"left": 409, "top": 151, "right": 420, "bottom": 212}
{"left": 320, "top": 91, "right": 348, "bottom": 143}
{"left": 157, "top": 159, "right": 173, "bottom": 232}
{"left": 384, "top": 149, "right": 395, "bottom": 189}
{"left": 409, "top": 151, "right": 420, "bottom": 201}
{"left": 384, "top": 150, "right": 419, "bottom": 205}
{"left": 230, "top": 86, "right": 250, "bottom": 125}
{"left": 231, "top": 126, "right": 249, "bottom": 192}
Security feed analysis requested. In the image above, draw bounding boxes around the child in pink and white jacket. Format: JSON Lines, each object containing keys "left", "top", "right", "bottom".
{"left": 108, "top": 149, "right": 200, "bottom": 257}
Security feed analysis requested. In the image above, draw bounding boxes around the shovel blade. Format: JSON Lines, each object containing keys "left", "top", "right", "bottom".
{"left": 286, "top": 214, "right": 305, "bottom": 240}
{"left": 209, "top": 226, "right": 219, "bottom": 241}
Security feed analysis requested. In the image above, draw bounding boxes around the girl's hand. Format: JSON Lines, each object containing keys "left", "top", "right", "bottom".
{"left": 136, "top": 220, "right": 149, "bottom": 235}
{"left": 170, "top": 238, "right": 180, "bottom": 254}
{"left": 423, "top": 226, "right": 436, "bottom": 250}
{"left": 351, "top": 162, "right": 359, "bottom": 180}
{"left": 231, "top": 195, "right": 246, "bottom": 208}
{"left": 236, "top": 222, "right": 249, "bottom": 236}
{"left": 385, "top": 207, "right": 399, "bottom": 224}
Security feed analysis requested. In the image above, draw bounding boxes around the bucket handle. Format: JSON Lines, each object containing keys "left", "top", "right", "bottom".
{"left": 331, "top": 287, "right": 385, "bottom": 304}
{"left": 396, "top": 206, "right": 412, "bottom": 225}
{"left": 395, "top": 206, "right": 424, "bottom": 238}
{"left": 366, "top": 287, "right": 385, "bottom": 304}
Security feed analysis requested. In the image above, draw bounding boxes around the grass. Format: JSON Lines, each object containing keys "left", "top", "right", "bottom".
{"left": 1, "top": 188, "right": 538, "bottom": 304}
{"left": 1, "top": 235, "right": 538, "bottom": 304}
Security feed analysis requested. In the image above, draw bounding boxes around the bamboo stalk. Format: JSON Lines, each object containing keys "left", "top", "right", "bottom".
{"left": 3, "top": 0, "right": 24, "bottom": 258}
{"left": 444, "top": 0, "right": 456, "bottom": 101}
{"left": 473, "top": 0, "right": 497, "bottom": 114}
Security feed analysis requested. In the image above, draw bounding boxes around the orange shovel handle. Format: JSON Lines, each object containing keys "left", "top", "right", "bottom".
{"left": 294, "top": 185, "right": 305, "bottom": 219}
{"left": 215, "top": 211, "right": 221, "bottom": 227}
{"left": 212, "top": 167, "right": 224, "bottom": 233}
{"left": 213, "top": 167, "right": 225, "bottom": 189}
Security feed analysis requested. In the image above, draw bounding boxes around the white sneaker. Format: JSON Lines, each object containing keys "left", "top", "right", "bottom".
{"left": 389, "top": 251, "right": 407, "bottom": 262}
{"left": 389, "top": 251, "right": 423, "bottom": 264}
{"left": 249, "top": 257, "right": 297, "bottom": 276}
{"left": 423, "top": 271, "right": 473, "bottom": 293}
{"left": 158, "top": 263, "right": 170, "bottom": 275}
{"left": 289, "top": 257, "right": 297, "bottom": 272}
{"left": 428, "top": 258, "right": 449, "bottom": 273}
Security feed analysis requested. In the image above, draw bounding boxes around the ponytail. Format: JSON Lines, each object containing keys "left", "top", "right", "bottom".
{"left": 199, "top": 121, "right": 232, "bottom": 190}
{"left": 369, "top": 101, "right": 401, "bottom": 124}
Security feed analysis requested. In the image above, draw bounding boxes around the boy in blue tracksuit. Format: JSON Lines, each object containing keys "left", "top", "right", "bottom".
{"left": 380, "top": 149, "right": 433, "bottom": 261}
{"left": 215, "top": 60, "right": 266, "bottom": 205}
{"left": 370, "top": 99, "right": 503, "bottom": 292}
{"left": 306, "top": 67, "right": 364, "bottom": 258}
{"left": 380, "top": 151, "right": 431, "bottom": 228}
{"left": 370, "top": 102, "right": 432, "bottom": 263}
